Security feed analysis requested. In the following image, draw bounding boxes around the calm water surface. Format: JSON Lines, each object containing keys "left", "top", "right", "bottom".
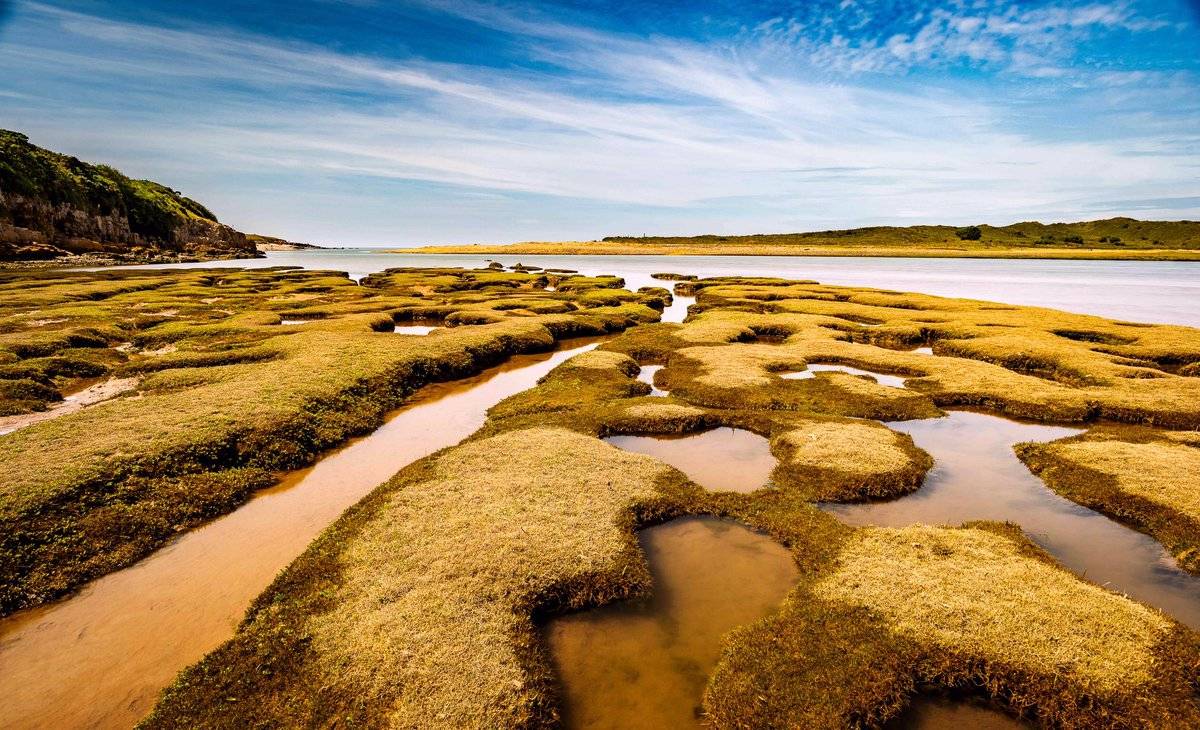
{"left": 123, "top": 249, "right": 1200, "bottom": 327}
{"left": 605, "top": 428, "right": 775, "bottom": 494}
{"left": 545, "top": 517, "right": 798, "bottom": 730}
{"left": 824, "top": 409, "right": 1200, "bottom": 628}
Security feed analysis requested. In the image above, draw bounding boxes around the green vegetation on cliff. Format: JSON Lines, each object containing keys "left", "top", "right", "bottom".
{"left": 0, "top": 130, "right": 216, "bottom": 230}
{"left": 0, "top": 130, "right": 255, "bottom": 261}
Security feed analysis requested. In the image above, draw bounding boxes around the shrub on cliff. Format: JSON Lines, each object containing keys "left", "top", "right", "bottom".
{"left": 0, "top": 130, "right": 218, "bottom": 243}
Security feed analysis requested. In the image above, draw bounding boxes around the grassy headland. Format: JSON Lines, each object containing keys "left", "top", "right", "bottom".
{"left": 0, "top": 130, "right": 259, "bottom": 264}
{"left": 145, "top": 275, "right": 1200, "bottom": 728}
{"left": 403, "top": 217, "right": 1200, "bottom": 260}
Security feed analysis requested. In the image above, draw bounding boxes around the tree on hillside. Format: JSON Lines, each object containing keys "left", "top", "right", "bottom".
{"left": 955, "top": 226, "right": 982, "bottom": 241}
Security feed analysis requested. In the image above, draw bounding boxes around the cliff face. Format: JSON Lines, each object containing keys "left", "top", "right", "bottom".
{"left": 0, "top": 131, "right": 258, "bottom": 262}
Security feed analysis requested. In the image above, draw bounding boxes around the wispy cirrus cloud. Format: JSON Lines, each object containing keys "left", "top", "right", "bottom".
{"left": 0, "top": 0, "right": 1196, "bottom": 245}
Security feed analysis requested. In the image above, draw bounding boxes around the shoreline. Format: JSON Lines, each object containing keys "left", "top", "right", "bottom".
{"left": 395, "top": 243, "right": 1200, "bottom": 261}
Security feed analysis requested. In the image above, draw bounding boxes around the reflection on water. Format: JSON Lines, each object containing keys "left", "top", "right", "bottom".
{"left": 662, "top": 294, "right": 695, "bottom": 323}
{"left": 823, "top": 410, "right": 1200, "bottom": 628}
{"left": 605, "top": 428, "right": 774, "bottom": 493}
{"left": 393, "top": 324, "right": 437, "bottom": 335}
{"left": 0, "top": 340, "right": 602, "bottom": 730}
{"left": 545, "top": 517, "right": 798, "bottom": 730}
{"left": 781, "top": 363, "right": 908, "bottom": 388}
{"left": 637, "top": 364, "right": 667, "bottom": 396}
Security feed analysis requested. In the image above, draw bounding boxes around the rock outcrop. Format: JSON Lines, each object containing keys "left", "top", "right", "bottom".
{"left": 0, "top": 130, "right": 260, "bottom": 263}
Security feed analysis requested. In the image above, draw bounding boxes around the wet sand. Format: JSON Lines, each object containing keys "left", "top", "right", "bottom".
{"left": 0, "top": 377, "right": 139, "bottom": 436}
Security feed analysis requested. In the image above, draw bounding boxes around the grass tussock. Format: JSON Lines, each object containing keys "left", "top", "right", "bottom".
{"left": 140, "top": 428, "right": 686, "bottom": 728}
{"left": 1019, "top": 426, "right": 1200, "bottom": 572}
{"left": 707, "top": 523, "right": 1200, "bottom": 728}
{"left": 773, "top": 420, "right": 931, "bottom": 500}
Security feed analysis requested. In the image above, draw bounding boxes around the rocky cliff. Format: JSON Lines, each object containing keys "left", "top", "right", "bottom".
{"left": 0, "top": 130, "right": 260, "bottom": 263}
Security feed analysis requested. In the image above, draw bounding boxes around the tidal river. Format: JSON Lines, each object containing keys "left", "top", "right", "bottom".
{"left": 0, "top": 338, "right": 608, "bottom": 729}
{"left": 123, "top": 249, "right": 1200, "bottom": 327}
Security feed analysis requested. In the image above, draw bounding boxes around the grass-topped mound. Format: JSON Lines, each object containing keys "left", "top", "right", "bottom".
{"left": 1019, "top": 426, "right": 1200, "bottom": 573}
{"left": 707, "top": 523, "right": 1200, "bottom": 728}
{"left": 0, "top": 266, "right": 664, "bottom": 615}
{"left": 141, "top": 428, "right": 686, "bottom": 728}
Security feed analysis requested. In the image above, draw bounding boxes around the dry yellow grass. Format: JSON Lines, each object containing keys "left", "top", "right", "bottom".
{"left": 621, "top": 402, "right": 707, "bottom": 420}
{"left": 655, "top": 279, "right": 1200, "bottom": 427}
{"left": 142, "top": 427, "right": 682, "bottom": 728}
{"left": 1053, "top": 441, "right": 1200, "bottom": 524}
{"left": 0, "top": 266, "right": 663, "bottom": 615}
{"left": 708, "top": 523, "right": 1200, "bottom": 728}
{"left": 142, "top": 272, "right": 1200, "bottom": 729}
{"left": 773, "top": 420, "right": 927, "bottom": 500}
{"left": 1019, "top": 427, "right": 1200, "bottom": 572}
{"left": 813, "top": 525, "right": 1170, "bottom": 693}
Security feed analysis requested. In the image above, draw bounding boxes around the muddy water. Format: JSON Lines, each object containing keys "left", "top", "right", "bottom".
{"left": 636, "top": 364, "right": 667, "bottom": 396}
{"left": 605, "top": 428, "right": 774, "bottom": 493}
{"left": 0, "top": 340, "right": 602, "bottom": 730}
{"left": 892, "top": 697, "right": 1027, "bottom": 729}
{"left": 781, "top": 363, "right": 908, "bottom": 388}
{"left": 545, "top": 517, "right": 798, "bottom": 730}
{"left": 823, "top": 410, "right": 1200, "bottom": 628}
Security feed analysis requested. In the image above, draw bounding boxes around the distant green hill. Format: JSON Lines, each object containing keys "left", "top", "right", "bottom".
{"left": 601, "top": 218, "right": 1200, "bottom": 250}
{"left": 0, "top": 130, "right": 258, "bottom": 262}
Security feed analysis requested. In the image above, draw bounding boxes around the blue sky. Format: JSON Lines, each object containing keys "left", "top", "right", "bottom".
{"left": 1, "top": 0, "right": 1198, "bottom": 246}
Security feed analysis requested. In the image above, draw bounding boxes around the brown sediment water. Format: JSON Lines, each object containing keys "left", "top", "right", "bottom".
{"left": 822, "top": 410, "right": 1200, "bottom": 628}
{"left": 0, "top": 339, "right": 602, "bottom": 730}
{"left": 544, "top": 517, "right": 798, "bottom": 729}
{"left": 636, "top": 364, "right": 668, "bottom": 396}
{"left": 781, "top": 363, "right": 908, "bottom": 388}
{"left": 0, "top": 377, "right": 140, "bottom": 436}
{"left": 891, "top": 697, "right": 1028, "bottom": 729}
{"left": 605, "top": 428, "right": 774, "bottom": 493}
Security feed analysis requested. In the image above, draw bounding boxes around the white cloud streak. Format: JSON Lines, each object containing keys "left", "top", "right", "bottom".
{"left": 0, "top": 0, "right": 1197, "bottom": 244}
